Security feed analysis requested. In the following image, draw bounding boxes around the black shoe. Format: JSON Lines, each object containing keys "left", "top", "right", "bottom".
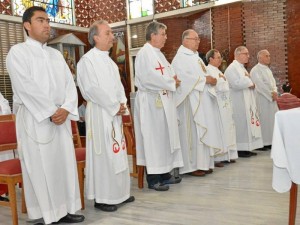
{"left": 148, "top": 183, "right": 169, "bottom": 191}
{"left": 52, "top": 213, "right": 85, "bottom": 224}
{"left": 94, "top": 202, "right": 117, "bottom": 212}
{"left": 238, "top": 151, "right": 251, "bottom": 158}
{"left": 249, "top": 151, "right": 257, "bottom": 156}
{"left": 123, "top": 196, "right": 135, "bottom": 203}
{"left": 0, "top": 196, "right": 9, "bottom": 202}
{"left": 256, "top": 147, "right": 269, "bottom": 151}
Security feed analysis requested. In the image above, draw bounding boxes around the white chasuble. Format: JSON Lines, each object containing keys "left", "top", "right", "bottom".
{"left": 77, "top": 48, "right": 130, "bottom": 204}
{"left": 6, "top": 38, "right": 80, "bottom": 224}
{"left": 225, "top": 60, "right": 263, "bottom": 151}
{"left": 250, "top": 63, "right": 278, "bottom": 146}
{"left": 134, "top": 43, "right": 183, "bottom": 174}
{"left": 172, "top": 45, "right": 221, "bottom": 173}
{"left": 206, "top": 64, "right": 238, "bottom": 161}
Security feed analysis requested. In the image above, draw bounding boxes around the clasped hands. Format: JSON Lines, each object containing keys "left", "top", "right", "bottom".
{"left": 50, "top": 108, "right": 69, "bottom": 125}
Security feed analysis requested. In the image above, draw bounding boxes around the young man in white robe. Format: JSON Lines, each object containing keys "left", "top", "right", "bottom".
{"left": 250, "top": 50, "right": 278, "bottom": 149}
{"left": 206, "top": 49, "right": 238, "bottom": 164}
{"left": 134, "top": 21, "right": 183, "bottom": 191}
{"left": 172, "top": 29, "right": 220, "bottom": 177}
{"left": 6, "top": 6, "right": 84, "bottom": 225}
{"left": 224, "top": 46, "right": 263, "bottom": 157}
{"left": 77, "top": 20, "right": 134, "bottom": 211}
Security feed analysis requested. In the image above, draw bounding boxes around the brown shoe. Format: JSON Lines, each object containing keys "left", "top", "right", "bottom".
{"left": 215, "top": 162, "right": 224, "bottom": 167}
{"left": 199, "top": 169, "right": 213, "bottom": 175}
{"left": 188, "top": 170, "right": 206, "bottom": 177}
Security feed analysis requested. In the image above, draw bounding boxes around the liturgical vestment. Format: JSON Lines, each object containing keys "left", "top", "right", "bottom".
{"left": 77, "top": 47, "right": 130, "bottom": 204}
{"left": 224, "top": 60, "right": 263, "bottom": 151}
{"left": 172, "top": 45, "right": 223, "bottom": 173}
{"left": 6, "top": 37, "right": 81, "bottom": 224}
{"left": 134, "top": 43, "right": 183, "bottom": 174}
{"left": 206, "top": 64, "right": 238, "bottom": 161}
{"left": 250, "top": 63, "right": 278, "bottom": 146}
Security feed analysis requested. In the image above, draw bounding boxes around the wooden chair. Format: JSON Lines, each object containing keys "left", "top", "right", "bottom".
{"left": 0, "top": 114, "right": 26, "bottom": 225}
{"left": 71, "top": 121, "right": 86, "bottom": 210}
{"left": 122, "top": 112, "right": 145, "bottom": 189}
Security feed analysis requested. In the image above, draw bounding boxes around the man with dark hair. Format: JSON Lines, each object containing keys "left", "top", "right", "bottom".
{"left": 134, "top": 21, "right": 183, "bottom": 191}
{"left": 77, "top": 20, "right": 134, "bottom": 212}
{"left": 277, "top": 83, "right": 300, "bottom": 110}
{"left": 6, "top": 6, "right": 84, "bottom": 224}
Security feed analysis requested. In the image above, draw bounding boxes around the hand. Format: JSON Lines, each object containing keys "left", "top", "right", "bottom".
{"left": 272, "top": 92, "right": 278, "bottom": 101}
{"left": 206, "top": 76, "right": 217, "bottom": 86}
{"left": 51, "top": 108, "right": 69, "bottom": 125}
{"left": 249, "top": 84, "right": 255, "bottom": 89}
{"left": 174, "top": 75, "right": 181, "bottom": 88}
{"left": 116, "top": 103, "right": 127, "bottom": 116}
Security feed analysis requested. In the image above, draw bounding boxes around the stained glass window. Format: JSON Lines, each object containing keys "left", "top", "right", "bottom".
{"left": 129, "top": 0, "right": 153, "bottom": 19}
{"left": 13, "top": 0, "right": 75, "bottom": 25}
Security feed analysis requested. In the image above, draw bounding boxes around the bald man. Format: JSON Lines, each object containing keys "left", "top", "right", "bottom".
{"left": 250, "top": 50, "right": 278, "bottom": 149}
{"left": 224, "top": 46, "right": 263, "bottom": 157}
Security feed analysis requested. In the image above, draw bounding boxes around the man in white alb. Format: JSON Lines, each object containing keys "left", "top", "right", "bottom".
{"left": 77, "top": 20, "right": 134, "bottom": 212}
{"left": 134, "top": 21, "right": 183, "bottom": 191}
{"left": 250, "top": 50, "right": 278, "bottom": 150}
{"left": 172, "top": 29, "right": 220, "bottom": 177}
{"left": 6, "top": 6, "right": 84, "bottom": 225}
{"left": 206, "top": 49, "right": 238, "bottom": 163}
{"left": 224, "top": 46, "right": 263, "bottom": 157}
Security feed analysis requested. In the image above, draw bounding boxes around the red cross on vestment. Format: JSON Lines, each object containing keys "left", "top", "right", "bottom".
{"left": 155, "top": 61, "right": 165, "bottom": 75}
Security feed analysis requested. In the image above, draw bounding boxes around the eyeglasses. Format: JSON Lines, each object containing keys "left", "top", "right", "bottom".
{"left": 185, "top": 37, "right": 201, "bottom": 41}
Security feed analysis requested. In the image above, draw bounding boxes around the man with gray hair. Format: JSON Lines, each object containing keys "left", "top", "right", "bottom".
{"left": 134, "top": 21, "right": 183, "bottom": 191}
{"left": 172, "top": 29, "right": 220, "bottom": 177}
{"left": 250, "top": 50, "right": 278, "bottom": 149}
{"left": 224, "top": 46, "right": 263, "bottom": 157}
{"left": 77, "top": 20, "right": 134, "bottom": 212}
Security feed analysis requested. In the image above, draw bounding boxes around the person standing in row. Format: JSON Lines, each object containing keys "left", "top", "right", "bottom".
{"left": 134, "top": 21, "right": 183, "bottom": 191}
{"left": 250, "top": 50, "right": 278, "bottom": 150}
{"left": 6, "top": 6, "right": 84, "bottom": 224}
{"left": 224, "top": 46, "right": 263, "bottom": 157}
{"left": 77, "top": 20, "right": 134, "bottom": 212}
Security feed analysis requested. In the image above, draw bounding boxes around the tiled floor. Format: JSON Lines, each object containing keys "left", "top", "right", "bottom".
{"left": 0, "top": 150, "right": 298, "bottom": 225}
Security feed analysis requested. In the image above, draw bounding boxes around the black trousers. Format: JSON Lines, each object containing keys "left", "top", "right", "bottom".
{"left": 146, "top": 170, "right": 172, "bottom": 186}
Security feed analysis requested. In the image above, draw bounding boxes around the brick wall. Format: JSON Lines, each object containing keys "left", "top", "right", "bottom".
{"left": 243, "top": 0, "right": 287, "bottom": 88}
{"left": 286, "top": 0, "right": 300, "bottom": 97}
{"left": 212, "top": 3, "right": 243, "bottom": 64}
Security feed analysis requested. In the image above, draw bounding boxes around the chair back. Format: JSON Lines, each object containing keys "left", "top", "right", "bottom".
{"left": 71, "top": 120, "right": 82, "bottom": 148}
{"left": 0, "top": 114, "right": 17, "bottom": 152}
{"left": 122, "top": 111, "right": 135, "bottom": 155}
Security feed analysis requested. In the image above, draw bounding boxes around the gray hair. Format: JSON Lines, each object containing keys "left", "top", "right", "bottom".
{"left": 145, "top": 21, "right": 167, "bottom": 41}
{"left": 234, "top": 46, "right": 247, "bottom": 57}
{"left": 182, "top": 29, "right": 192, "bottom": 42}
{"left": 206, "top": 49, "right": 220, "bottom": 62}
{"left": 257, "top": 49, "right": 269, "bottom": 61}
{"left": 88, "top": 20, "right": 109, "bottom": 47}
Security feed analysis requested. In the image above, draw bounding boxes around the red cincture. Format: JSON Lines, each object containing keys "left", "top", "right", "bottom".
{"left": 251, "top": 117, "right": 254, "bottom": 124}
{"left": 113, "top": 143, "right": 120, "bottom": 153}
{"left": 256, "top": 120, "right": 260, "bottom": 127}
{"left": 122, "top": 139, "right": 126, "bottom": 150}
